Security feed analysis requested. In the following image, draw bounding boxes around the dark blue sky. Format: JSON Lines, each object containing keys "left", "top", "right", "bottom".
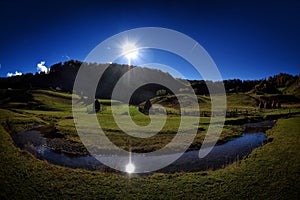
{"left": 0, "top": 0, "right": 299, "bottom": 80}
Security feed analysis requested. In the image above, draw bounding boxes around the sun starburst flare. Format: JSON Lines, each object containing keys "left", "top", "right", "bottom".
{"left": 122, "top": 42, "right": 139, "bottom": 60}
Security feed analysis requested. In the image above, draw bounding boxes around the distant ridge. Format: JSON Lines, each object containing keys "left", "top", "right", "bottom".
{"left": 0, "top": 60, "right": 299, "bottom": 104}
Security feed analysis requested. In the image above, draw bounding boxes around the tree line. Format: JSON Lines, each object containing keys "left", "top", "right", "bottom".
{"left": 0, "top": 60, "right": 299, "bottom": 103}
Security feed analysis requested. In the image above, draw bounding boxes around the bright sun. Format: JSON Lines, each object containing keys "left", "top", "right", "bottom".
{"left": 122, "top": 42, "right": 139, "bottom": 60}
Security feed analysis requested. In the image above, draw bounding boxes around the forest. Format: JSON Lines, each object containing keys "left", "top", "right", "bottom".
{"left": 1, "top": 60, "right": 299, "bottom": 103}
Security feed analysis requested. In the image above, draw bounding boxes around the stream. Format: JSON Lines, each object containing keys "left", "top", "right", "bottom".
{"left": 11, "top": 121, "right": 274, "bottom": 174}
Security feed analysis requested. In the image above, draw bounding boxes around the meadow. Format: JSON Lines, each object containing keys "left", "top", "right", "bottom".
{"left": 4, "top": 90, "right": 294, "bottom": 154}
{"left": 0, "top": 89, "right": 299, "bottom": 199}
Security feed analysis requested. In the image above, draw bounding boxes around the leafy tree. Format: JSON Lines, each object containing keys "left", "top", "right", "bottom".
{"left": 143, "top": 99, "right": 152, "bottom": 115}
{"left": 94, "top": 99, "right": 100, "bottom": 113}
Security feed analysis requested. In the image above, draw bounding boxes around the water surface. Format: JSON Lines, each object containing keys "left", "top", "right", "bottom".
{"left": 12, "top": 122, "right": 271, "bottom": 173}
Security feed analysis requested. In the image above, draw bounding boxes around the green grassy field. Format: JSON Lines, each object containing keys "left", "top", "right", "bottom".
{"left": 2, "top": 89, "right": 300, "bottom": 153}
{"left": 1, "top": 109, "right": 299, "bottom": 199}
{"left": 3, "top": 90, "right": 259, "bottom": 153}
{"left": 1, "top": 89, "right": 299, "bottom": 198}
